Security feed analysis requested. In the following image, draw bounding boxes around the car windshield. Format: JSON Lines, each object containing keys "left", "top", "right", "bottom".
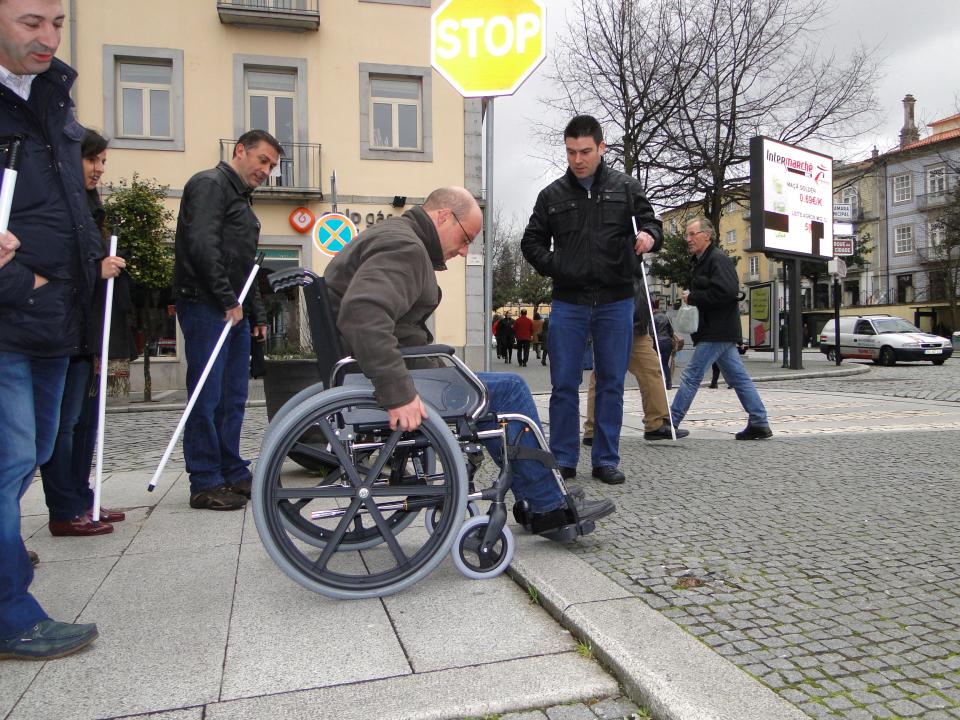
{"left": 873, "top": 318, "right": 920, "bottom": 334}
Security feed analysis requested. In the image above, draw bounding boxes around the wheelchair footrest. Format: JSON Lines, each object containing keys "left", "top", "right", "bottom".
{"left": 538, "top": 520, "right": 593, "bottom": 542}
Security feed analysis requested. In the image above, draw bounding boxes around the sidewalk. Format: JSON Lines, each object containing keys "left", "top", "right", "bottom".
{"left": 5, "top": 359, "right": 860, "bottom": 720}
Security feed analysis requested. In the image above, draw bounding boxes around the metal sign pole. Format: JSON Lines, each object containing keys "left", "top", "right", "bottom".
{"left": 483, "top": 98, "right": 494, "bottom": 372}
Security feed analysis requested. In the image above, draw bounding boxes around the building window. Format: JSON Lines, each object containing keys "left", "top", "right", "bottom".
{"left": 117, "top": 61, "right": 172, "bottom": 139}
{"left": 725, "top": 229, "right": 735, "bottom": 245}
{"left": 749, "top": 255, "right": 759, "bottom": 275}
{"left": 927, "top": 165, "right": 947, "bottom": 196}
{"left": 894, "top": 225, "right": 913, "bottom": 255}
{"left": 359, "top": 63, "right": 433, "bottom": 162}
{"left": 896, "top": 274, "right": 913, "bottom": 304}
{"left": 246, "top": 69, "right": 296, "bottom": 145}
{"left": 929, "top": 222, "right": 945, "bottom": 247}
{"left": 103, "top": 46, "right": 184, "bottom": 151}
{"left": 370, "top": 77, "right": 421, "bottom": 150}
{"left": 892, "top": 173, "right": 912, "bottom": 203}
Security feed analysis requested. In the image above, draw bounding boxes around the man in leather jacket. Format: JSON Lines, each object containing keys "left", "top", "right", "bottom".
{"left": 173, "top": 129, "right": 279, "bottom": 510}
{"left": 521, "top": 115, "right": 663, "bottom": 486}
{"left": 670, "top": 217, "right": 772, "bottom": 440}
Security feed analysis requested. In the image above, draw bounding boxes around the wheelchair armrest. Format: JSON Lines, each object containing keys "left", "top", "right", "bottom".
{"left": 399, "top": 344, "right": 455, "bottom": 357}
{"left": 268, "top": 268, "right": 320, "bottom": 293}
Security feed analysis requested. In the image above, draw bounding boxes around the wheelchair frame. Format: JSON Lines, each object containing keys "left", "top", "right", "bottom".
{"left": 252, "top": 268, "right": 587, "bottom": 600}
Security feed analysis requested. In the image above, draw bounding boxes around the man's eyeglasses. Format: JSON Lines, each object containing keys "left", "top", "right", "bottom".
{"left": 451, "top": 209, "right": 473, "bottom": 245}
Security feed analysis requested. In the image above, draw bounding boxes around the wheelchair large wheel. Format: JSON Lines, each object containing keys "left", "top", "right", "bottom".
{"left": 264, "top": 382, "right": 335, "bottom": 473}
{"left": 253, "top": 386, "right": 467, "bottom": 600}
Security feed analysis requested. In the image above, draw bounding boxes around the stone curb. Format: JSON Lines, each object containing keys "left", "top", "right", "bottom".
{"left": 507, "top": 535, "right": 809, "bottom": 720}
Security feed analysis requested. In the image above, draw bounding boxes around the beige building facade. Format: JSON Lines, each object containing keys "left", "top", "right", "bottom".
{"left": 60, "top": 0, "right": 483, "bottom": 393}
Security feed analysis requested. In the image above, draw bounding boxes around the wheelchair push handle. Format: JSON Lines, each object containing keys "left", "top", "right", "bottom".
{"left": 268, "top": 267, "right": 320, "bottom": 293}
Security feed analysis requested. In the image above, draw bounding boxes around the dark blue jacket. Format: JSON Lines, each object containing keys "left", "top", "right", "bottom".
{"left": 0, "top": 59, "right": 102, "bottom": 357}
{"left": 688, "top": 243, "right": 742, "bottom": 345}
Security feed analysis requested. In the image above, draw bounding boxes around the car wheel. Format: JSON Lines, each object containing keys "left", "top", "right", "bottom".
{"left": 879, "top": 346, "right": 896, "bottom": 366}
{"left": 826, "top": 347, "right": 840, "bottom": 363}
{"left": 932, "top": 358, "right": 946, "bottom": 366}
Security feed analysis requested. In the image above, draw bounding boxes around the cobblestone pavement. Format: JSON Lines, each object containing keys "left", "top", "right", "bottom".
{"left": 546, "top": 359, "right": 960, "bottom": 720}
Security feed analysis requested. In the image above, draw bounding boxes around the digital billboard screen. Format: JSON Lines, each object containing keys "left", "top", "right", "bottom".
{"left": 749, "top": 137, "right": 833, "bottom": 260}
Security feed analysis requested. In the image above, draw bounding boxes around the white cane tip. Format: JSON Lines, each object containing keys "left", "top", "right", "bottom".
{"left": 147, "top": 484, "right": 156, "bottom": 492}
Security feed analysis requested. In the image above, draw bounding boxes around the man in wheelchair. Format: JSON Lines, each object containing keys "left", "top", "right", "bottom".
{"left": 325, "top": 187, "right": 616, "bottom": 539}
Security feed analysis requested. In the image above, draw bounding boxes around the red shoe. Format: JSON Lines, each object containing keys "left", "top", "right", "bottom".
{"left": 89, "top": 507, "right": 125, "bottom": 523}
{"left": 49, "top": 516, "right": 114, "bottom": 537}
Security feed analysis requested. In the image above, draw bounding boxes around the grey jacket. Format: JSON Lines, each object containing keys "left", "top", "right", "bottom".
{"left": 324, "top": 207, "right": 445, "bottom": 409}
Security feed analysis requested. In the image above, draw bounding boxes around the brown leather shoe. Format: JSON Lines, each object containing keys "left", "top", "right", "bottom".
{"left": 49, "top": 515, "right": 114, "bottom": 537}
{"left": 89, "top": 507, "right": 125, "bottom": 523}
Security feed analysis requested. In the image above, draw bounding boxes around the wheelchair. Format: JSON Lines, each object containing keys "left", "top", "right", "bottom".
{"left": 252, "top": 268, "right": 595, "bottom": 600}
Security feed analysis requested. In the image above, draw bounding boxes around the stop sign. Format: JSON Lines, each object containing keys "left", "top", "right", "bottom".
{"left": 431, "top": 0, "right": 546, "bottom": 98}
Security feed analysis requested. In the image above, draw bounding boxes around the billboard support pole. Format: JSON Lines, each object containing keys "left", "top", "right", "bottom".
{"left": 788, "top": 256, "right": 804, "bottom": 370}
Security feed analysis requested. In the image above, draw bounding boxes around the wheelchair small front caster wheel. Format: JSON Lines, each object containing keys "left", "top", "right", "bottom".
{"left": 451, "top": 515, "right": 515, "bottom": 580}
{"left": 424, "top": 500, "right": 480, "bottom": 535}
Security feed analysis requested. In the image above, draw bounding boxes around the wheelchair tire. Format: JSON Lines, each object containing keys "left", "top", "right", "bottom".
{"left": 253, "top": 386, "right": 467, "bottom": 600}
{"left": 264, "top": 381, "right": 334, "bottom": 473}
{"left": 451, "top": 515, "right": 515, "bottom": 581}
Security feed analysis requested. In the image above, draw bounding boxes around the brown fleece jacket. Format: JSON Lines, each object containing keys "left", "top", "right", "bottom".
{"left": 324, "top": 206, "right": 446, "bottom": 409}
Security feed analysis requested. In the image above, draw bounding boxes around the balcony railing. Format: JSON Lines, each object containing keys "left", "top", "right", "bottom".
{"left": 219, "top": 139, "right": 323, "bottom": 199}
{"left": 917, "top": 242, "right": 959, "bottom": 263}
{"left": 217, "top": 0, "right": 319, "bottom": 31}
{"left": 916, "top": 191, "right": 950, "bottom": 211}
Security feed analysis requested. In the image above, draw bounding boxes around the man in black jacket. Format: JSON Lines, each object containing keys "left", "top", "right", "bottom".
{"left": 0, "top": 0, "right": 102, "bottom": 661}
{"left": 173, "top": 130, "right": 280, "bottom": 510}
{"left": 521, "top": 115, "right": 663, "bottom": 485}
{"left": 669, "top": 217, "right": 772, "bottom": 439}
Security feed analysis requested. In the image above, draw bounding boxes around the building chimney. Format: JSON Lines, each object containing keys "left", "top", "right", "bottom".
{"left": 899, "top": 94, "right": 920, "bottom": 148}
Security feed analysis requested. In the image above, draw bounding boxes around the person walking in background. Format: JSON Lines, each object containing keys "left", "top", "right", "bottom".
{"left": 39, "top": 129, "right": 130, "bottom": 537}
{"left": 513, "top": 309, "right": 533, "bottom": 367}
{"left": 531, "top": 311, "right": 544, "bottom": 359}
{"left": 670, "top": 218, "right": 772, "bottom": 440}
{"left": 496, "top": 311, "right": 515, "bottom": 364}
{"left": 174, "top": 130, "right": 279, "bottom": 510}
{"left": 0, "top": 0, "right": 104, "bottom": 661}
{"left": 651, "top": 298, "right": 675, "bottom": 390}
{"left": 521, "top": 115, "right": 662, "bottom": 485}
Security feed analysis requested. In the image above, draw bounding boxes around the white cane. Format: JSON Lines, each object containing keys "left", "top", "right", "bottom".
{"left": 626, "top": 183, "right": 677, "bottom": 441}
{"left": 0, "top": 137, "right": 23, "bottom": 234}
{"left": 148, "top": 253, "right": 264, "bottom": 491}
{"left": 91, "top": 230, "right": 119, "bottom": 523}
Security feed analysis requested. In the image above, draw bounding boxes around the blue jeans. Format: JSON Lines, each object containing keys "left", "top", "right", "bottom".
{"left": 39, "top": 356, "right": 95, "bottom": 520}
{"left": 0, "top": 352, "right": 69, "bottom": 639}
{"left": 177, "top": 301, "right": 252, "bottom": 494}
{"left": 476, "top": 372, "right": 565, "bottom": 514}
{"left": 670, "top": 341, "right": 769, "bottom": 427}
{"left": 547, "top": 298, "right": 634, "bottom": 469}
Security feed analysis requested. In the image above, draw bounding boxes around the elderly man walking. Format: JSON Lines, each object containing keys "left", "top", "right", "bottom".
{"left": 669, "top": 217, "right": 772, "bottom": 440}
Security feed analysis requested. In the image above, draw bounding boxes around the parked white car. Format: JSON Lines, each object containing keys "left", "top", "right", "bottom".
{"left": 818, "top": 315, "right": 954, "bottom": 366}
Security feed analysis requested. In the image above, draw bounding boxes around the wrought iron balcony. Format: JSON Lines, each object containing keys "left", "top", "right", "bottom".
{"left": 217, "top": 0, "right": 319, "bottom": 32}
{"left": 219, "top": 139, "right": 323, "bottom": 199}
{"left": 917, "top": 241, "right": 959, "bottom": 263}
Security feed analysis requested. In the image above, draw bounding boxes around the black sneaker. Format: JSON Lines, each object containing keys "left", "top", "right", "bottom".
{"left": 582, "top": 436, "right": 593, "bottom": 447}
{"left": 559, "top": 466, "right": 577, "bottom": 480}
{"left": 528, "top": 496, "right": 616, "bottom": 536}
{"left": 644, "top": 423, "right": 690, "bottom": 441}
{"left": 735, "top": 424, "right": 773, "bottom": 440}
{"left": 190, "top": 485, "right": 248, "bottom": 510}
{"left": 0, "top": 619, "right": 98, "bottom": 661}
{"left": 591, "top": 466, "right": 626, "bottom": 485}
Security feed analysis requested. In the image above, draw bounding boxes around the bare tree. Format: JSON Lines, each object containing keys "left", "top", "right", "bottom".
{"left": 539, "top": 0, "right": 882, "bottom": 231}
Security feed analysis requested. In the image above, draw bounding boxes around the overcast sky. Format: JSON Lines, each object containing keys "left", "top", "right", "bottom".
{"left": 486, "top": 0, "right": 960, "bottom": 225}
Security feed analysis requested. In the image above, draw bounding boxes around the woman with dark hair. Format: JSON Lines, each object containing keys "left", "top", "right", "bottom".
{"left": 39, "top": 129, "right": 131, "bottom": 537}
